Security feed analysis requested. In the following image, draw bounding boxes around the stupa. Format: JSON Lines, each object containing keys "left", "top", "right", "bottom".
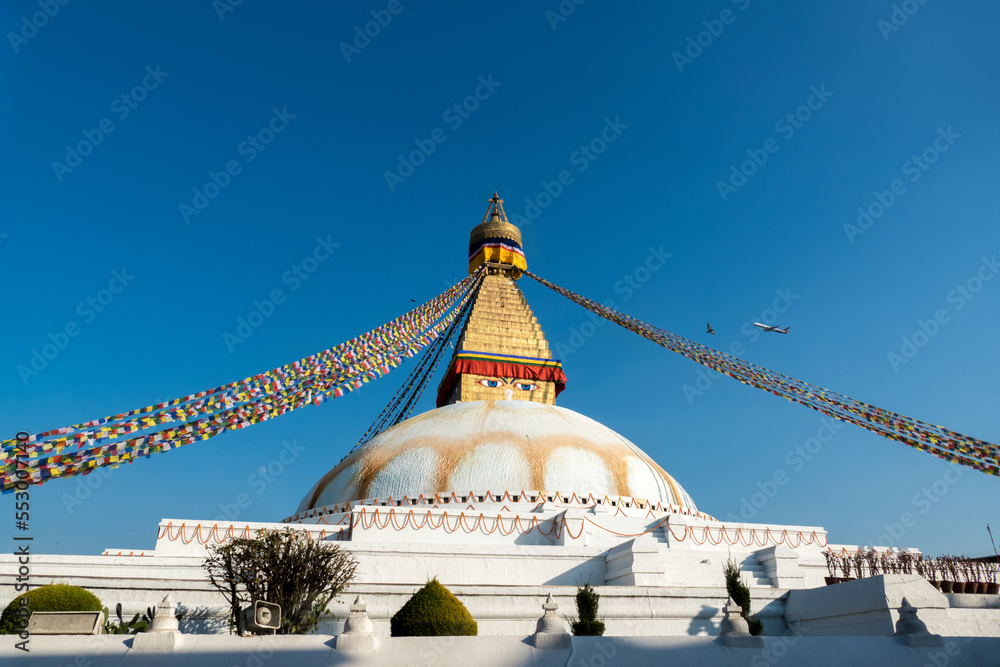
{"left": 294, "top": 193, "right": 696, "bottom": 519}
{"left": 4, "top": 194, "right": 998, "bottom": 644}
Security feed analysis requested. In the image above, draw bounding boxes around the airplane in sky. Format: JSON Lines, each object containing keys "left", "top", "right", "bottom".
{"left": 753, "top": 322, "right": 790, "bottom": 334}
{"left": 706, "top": 323, "right": 715, "bottom": 335}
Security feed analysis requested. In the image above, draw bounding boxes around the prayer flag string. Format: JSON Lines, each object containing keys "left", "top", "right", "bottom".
{"left": 1, "top": 268, "right": 485, "bottom": 492}
{"left": 524, "top": 270, "right": 1000, "bottom": 477}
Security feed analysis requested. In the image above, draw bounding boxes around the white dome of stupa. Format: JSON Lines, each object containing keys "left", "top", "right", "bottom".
{"left": 297, "top": 400, "right": 697, "bottom": 514}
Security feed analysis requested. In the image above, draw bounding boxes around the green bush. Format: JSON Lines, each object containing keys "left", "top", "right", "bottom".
{"left": 1, "top": 585, "right": 103, "bottom": 634}
{"left": 723, "top": 557, "right": 764, "bottom": 636}
{"left": 390, "top": 578, "right": 477, "bottom": 636}
{"left": 571, "top": 583, "right": 605, "bottom": 636}
{"left": 103, "top": 602, "right": 156, "bottom": 635}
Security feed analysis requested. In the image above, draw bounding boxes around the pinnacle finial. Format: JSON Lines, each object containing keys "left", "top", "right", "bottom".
{"left": 481, "top": 191, "right": 508, "bottom": 224}
{"left": 469, "top": 190, "right": 525, "bottom": 276}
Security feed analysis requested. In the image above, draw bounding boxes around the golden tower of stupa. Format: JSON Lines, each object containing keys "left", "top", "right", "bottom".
{"left": 436, "top": 192, "right": 566, "bottom": 406}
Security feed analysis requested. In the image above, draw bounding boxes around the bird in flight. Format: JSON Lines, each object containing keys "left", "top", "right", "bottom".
{"left": 706, "top": 323, "right": 716, "bottom": 335}
{"left": 753, "top": 322, "right": 790, "bottom": 334}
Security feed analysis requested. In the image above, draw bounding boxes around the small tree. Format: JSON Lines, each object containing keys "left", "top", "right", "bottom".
{"left": 723, "top": 557, "right": 763, "bottom": 636}
{"left": 204, "top": 527, "right": 358, "bottom": 635}
{"left": 571, "top": 583, "right": 605, "bottom": 636}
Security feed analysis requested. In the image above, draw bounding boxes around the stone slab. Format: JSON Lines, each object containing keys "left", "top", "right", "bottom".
{"left": 27, "top": 611, "right": 102, "bottom": 635}
{"left": 786, "top": 575, "right": 945, "bottom": 626}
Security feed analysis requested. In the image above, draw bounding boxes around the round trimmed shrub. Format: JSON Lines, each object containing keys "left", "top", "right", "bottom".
{"left": 1, "top": 584, "right": 104, "bottom": 634}
{"left": 390, "top": 578, "right": 477, "bottom": 636}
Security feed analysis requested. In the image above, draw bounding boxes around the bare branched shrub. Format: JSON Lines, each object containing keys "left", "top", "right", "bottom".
{"left": 852, "top": 551, "right": 865, "bottom": 579}
{"left": 823, "top": 550, "right": 837, "bottom": 578}
{"left": 864, "top": 550, "right": 880, "bottom": 577}
{"left": 839, "top": 554, "right": 853, "bottom": 579}
{"left": 204, "top": 528, "right": 358, "bottom": 635}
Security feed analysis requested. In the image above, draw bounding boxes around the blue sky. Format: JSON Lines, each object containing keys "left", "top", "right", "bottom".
{"left": 2, "top": 1, "right": 998, "bottom": 559}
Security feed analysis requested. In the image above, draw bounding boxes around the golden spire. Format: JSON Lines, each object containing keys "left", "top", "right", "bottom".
{"left": 437, "top": 193, "right": 565, "bottom": 407}
{"left": 468, "top": 191, "right": 526, "bottom": 276}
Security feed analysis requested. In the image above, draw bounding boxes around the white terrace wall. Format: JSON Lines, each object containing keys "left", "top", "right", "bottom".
{"left": 5, "top": 634, "right": 1000, "bottom": 667}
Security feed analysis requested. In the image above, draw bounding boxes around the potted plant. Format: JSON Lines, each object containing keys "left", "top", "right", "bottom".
{"left": 986, "top": 561, "right": 999, "bottom": 595}
{"left": 864, "top": 550, "right": 880, "bottom": 579}
{"left": 964, "top": 557, "right": 978, "bottom": 593}
{"left": 882, "top": 551, "right": 896, "bottom": 575}
{"left": 937, "top": 556, "right": 955, "bottom": 593}
{"left": 896, "top": 551, "right": 910, "bottom": 575}
{"left": 941, "top": 556, "right": 957, "bottom": 593}
{"left": 953, "top": 556, "right": 968, "bottom": 594}
{"left": 966, "top": 559, "right": 979, "bottom": 594}
{"left": 970, "top": 560, "right": 987, "bottom": 594}
{"left": 924, "top": 558, "right": 940, "bottom": 590}
{"left": 823, "top": 551, "right": 838, "bottom": 586}
{"left": 839, "top": 554, "right": 853, "bottom": 582}
{"left": 852, "top": 551, "right": 865, "bottom": 581}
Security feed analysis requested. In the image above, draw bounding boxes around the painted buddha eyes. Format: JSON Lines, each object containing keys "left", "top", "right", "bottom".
{"left": 477, "top": 378, "right": 537, "bottom": 391}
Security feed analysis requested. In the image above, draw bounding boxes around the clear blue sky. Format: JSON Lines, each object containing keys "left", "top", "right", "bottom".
{"left": 2, "top": 2, "right": 998, "bottom": 559}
